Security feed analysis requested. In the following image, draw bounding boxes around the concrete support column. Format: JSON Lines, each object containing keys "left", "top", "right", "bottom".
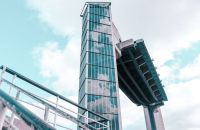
{"left": 144, "top": 106, "right": 165, "bottom": 130}
{"left": 144, "top": 107, "right": 152, "bottom": 130}
{"left": 0, "top": 100, "right": 7, "bottom": 129}
{"left": 154, "top": 107, "right": 165, "bottom": 130}
{"left": 144, "top": 106, "right": 156, "bottom": 130}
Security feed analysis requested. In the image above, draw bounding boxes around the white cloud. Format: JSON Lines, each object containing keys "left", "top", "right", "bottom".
{"left": 112, "top": 0, "right": 200, "bottom": 66}
{"left": 154, "top": 51, "right": 200, "bottom": 130}
{"left": 26, "top": 0, "right": 82, "bottom": 36}
{"left": 27, "top": 0, "right": 200, "bottom": 66}
{"left": 119, "top": 91, "right": 146, "bottom": 130}
{"left": 26, "top": 0, "right": 110, "bottom": 36}
{"left": 33, "top": 38, "right": 80, "bottom": 96}
{"left": 157, "top": 65, "right": 174, "bottom": 84}
{"left": 154, "top": 49, "right": 200, "bottom": 130}
{"left": 157, "top": 53, "right": 200, "bottom": 84}
{"left": 157, "top": 63, "right": 181, "bottom": 86}
{"left": 179, "top": 54, "right": 200, "bottom": 80}
{"left": 162, "top": 78, "right": 200, "bottom": 130}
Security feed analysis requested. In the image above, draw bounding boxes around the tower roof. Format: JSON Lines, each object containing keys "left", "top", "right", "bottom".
{"left": 80, "top": 2, "right": 111, "bottom": 17}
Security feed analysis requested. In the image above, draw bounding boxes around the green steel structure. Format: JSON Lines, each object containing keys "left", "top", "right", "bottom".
{"left": 79, "top": 2, "right": 122, "bottom": 130}
{"left": 117, "top": 39, "right": 167, "bottom": 105}
{"left": 116, "top": 39, "right": 167, "bottom": 130}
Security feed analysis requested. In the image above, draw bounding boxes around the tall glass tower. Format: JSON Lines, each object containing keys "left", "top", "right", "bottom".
{"left": 79, "top": 2, "right": 122, "bottom": 130}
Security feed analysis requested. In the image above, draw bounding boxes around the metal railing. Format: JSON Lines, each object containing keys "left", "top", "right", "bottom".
{"left": 0, "top": 65, "right": 110, "bottom": 130}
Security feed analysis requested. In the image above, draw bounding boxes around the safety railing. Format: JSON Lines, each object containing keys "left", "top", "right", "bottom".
{"left": 0, "top": 65, "right": 110, "bottom": 130}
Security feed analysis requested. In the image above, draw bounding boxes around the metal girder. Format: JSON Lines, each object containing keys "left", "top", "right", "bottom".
{"left": 118, "top": 58, "right": 151, "bottom": 104}
{"left": 118, "top": 73, "right": 143, "bottom": 105}
{"left": 128, "top": 50, "right": 158, "bottom": 102}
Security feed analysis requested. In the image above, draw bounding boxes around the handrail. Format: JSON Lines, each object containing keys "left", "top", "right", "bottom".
{"left": 2, "top": 79, "right": 91, "bottom": 129}
{"left": 15, "top": 93, "right": 108, "bottom": 129}
{"left": 2, "top": 78, "right": 107, "bottom": 130}
{"left": 0, "top": 89, "right": 56, "bottom": 130}
{"left": 0, "top": 65, "right": 108, "bottom": 121}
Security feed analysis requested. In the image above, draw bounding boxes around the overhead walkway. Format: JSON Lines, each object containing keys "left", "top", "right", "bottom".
{"left": 116, "top": 39, "right": 167, "bottom": 106}
{"left": 116, "top": 39, "right": 168, "bottom": 130}
{"left": 0, "top": 66, "right": 110, "bottom": 130}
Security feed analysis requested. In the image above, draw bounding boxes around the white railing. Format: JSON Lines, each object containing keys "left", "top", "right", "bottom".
{"left": 0, "top": 65, "right": 110, "bottom": 130}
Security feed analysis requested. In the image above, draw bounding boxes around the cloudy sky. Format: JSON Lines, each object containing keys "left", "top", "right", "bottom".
{"left": 0, "top": 0, "right": 200, "bottom": 130}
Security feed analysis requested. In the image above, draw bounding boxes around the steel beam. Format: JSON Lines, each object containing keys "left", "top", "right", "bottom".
{"left": 118, "top": 73, "right": 144, "bottom": 105}
{"left": 119, "top": 55, "right": 151, "bottom": 103}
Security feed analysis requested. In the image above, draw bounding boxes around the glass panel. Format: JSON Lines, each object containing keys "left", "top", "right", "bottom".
{"left": 79, "top": 4, "right": 120, "bottom": 130}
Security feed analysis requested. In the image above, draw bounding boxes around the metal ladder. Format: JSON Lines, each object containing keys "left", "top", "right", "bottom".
{"left": 0, "top": 65, "right": 110, "bottom": 130}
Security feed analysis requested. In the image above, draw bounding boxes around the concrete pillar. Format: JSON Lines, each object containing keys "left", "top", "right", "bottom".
{"left": 0, "top": 100, "right": 7, "bottom": 129}
{"left": 144, "top": 106, "right": 165, "bottom": 130}
{"left": 143, "top": 107, "right": 152, "bottom": 130}
{"left": 143, "top": 106, "right": 156, "bottom": 130}
{"left": 154, "top": 107, "right": 165, "bottom": 130}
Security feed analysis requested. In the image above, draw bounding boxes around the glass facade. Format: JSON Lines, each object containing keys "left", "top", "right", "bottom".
{"left": 79, "top": 3, "right": 122, "bottom": 130}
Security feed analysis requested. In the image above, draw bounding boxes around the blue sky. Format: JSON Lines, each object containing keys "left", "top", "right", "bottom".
{"left": 1, "top": 0, "right": 200, "bottom": 130}
{"left": 0, "top": 0, "right": 67, "bottom": 82}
